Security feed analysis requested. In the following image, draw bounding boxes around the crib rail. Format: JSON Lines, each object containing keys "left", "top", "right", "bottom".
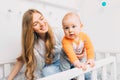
{"left": 38, "top": 56, "right": 117, "bottom": 80}
{"left": 0, "top": 55, "right": 117, "bottom": 80}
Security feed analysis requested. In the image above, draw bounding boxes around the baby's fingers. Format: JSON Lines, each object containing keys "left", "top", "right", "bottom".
{"left": 81, "top": 65, "right": 87, "bottom": 71}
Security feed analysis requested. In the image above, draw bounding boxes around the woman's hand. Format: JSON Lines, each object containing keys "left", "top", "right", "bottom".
{"left": 7, "top": 60, "right": 24, "bottom": 80}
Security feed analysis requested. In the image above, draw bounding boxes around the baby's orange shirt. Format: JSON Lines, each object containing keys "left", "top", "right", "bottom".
{"left": 62, "top": 32, "right": 94, "bottom": 64}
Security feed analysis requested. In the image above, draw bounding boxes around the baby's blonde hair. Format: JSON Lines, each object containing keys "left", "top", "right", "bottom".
{"left": 62, "top": 12, "right": 81, "bottom": 24}
{"left": 62, "top": 12, "right": 83, "bottom": 28}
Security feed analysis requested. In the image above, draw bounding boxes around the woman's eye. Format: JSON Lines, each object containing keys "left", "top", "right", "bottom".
{"left": 40, "top": 17, "right": 44, "bottom": 20}
{"left": 33, "top": 22, "right": 38, "bottom": 26}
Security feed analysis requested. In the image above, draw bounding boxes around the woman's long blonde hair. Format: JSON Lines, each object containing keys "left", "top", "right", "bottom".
{"left": 17, "top": 9, "right": 55, "bottom": 80}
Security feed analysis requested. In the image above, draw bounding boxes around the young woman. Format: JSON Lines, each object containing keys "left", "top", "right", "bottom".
{"left": 8, "top": 9, "right": 61, "bottom": 80}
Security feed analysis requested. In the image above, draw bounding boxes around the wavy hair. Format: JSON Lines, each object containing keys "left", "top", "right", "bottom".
{"left": 17, "top": 9, "right": 55, "bottom": 80}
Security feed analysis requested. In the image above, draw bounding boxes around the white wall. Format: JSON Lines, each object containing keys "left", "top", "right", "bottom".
{"left": 0, "top": 0, "right": 78, "bottom": 61}
{"left": 0, "top": 0, "right": 120, "bottom": 61}
{"left": 77, "top": 0, "right": 120, "bottom": 52}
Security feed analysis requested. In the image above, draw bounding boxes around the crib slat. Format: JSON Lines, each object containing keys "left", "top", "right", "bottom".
{"left": 0, "top": 65, "right": 4, "bottom": 79}
{"left": 92, "top": 70, "right": 97, "bottom": 80}
{"left": 77, "top": 74, "right": 84, "bottom": 80}
{"left": 112, "top": 57, "right": 117, "bottom": 80}
{"left": 102, "top": 66, "right": 107, "bottom": 80}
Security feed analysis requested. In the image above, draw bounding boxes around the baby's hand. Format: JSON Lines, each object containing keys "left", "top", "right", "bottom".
{"left": 73, "top": 60, "right": 86, "bottom": 71}
{"left": 86, "top": 59, "right": 95, "bottom": 67}
{"left": 76, "top": 52, "right": 85, "bottom": 59}
{"left": 76, "top": 48, "right": 85, "bottom": 59}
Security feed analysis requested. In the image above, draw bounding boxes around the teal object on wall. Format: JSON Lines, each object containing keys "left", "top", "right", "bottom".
{"left": 102, "top": 1, "right": 107, "bottom": 7}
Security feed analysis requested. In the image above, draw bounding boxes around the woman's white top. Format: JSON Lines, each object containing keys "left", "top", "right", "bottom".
{"left": 11, "top": 37, "right": 62, "bottom": 80}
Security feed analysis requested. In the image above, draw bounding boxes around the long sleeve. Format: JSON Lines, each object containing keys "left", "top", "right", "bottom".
{"left": 82, "top": 33, "right": 94, "bottom": 59}
{"left": 62, "top": 32, "right": 94, "bottom": 64}
{"left": 62, "top": 37, "right": 78, "bottom": 63}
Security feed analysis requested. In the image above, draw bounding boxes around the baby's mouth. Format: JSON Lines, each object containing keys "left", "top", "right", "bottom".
{"left": 69, "top": 34, "right": 74, "bottom": 37}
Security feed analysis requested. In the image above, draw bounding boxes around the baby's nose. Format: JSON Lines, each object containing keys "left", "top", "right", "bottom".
{"left": 69, "top": 28, "right": 73, "bottom": 32}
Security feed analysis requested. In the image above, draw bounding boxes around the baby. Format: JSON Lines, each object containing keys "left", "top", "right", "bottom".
{"left": 60, "top": 12, "right": 95, "bottom": 80}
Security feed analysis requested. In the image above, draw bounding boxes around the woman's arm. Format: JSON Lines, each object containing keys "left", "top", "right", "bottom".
{"left": 7, "top": 60, "right": 24, "bottom": 80}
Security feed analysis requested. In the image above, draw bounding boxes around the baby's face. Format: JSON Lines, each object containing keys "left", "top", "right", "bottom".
{"left": 62, "top": 15, "right": 82, "bottom": 39}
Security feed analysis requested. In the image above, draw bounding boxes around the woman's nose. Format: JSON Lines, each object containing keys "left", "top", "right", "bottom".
{"left": 39, "top": 20, "right": 44, "bottom": 26}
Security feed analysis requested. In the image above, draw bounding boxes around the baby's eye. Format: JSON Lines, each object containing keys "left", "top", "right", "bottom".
{"left": 72, "top": 25, "right": 76, "bottom": 28}
{"left": 64, "top": 27, "right": 69, "bottom": 30}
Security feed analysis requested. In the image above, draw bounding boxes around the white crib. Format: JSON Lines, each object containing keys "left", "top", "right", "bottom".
{"left": 38, "top": 56, "right": 117, "bottom": 80}
{"left": 0, "top": 52, "right": 119, "bottom": 80}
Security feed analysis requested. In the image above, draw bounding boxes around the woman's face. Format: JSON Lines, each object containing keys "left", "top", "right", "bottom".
{"left": 32, "top": 12, "right": 48, "bottom": 35}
